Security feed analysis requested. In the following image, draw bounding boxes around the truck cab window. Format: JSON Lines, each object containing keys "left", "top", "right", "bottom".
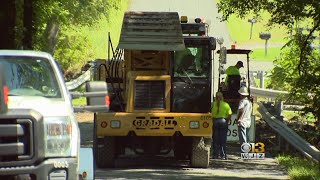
{"left": 174, "top": 46, "right": 209, "bottom": 77}
{"left": 0, "top": 57, "right": 62, "bottom": 98}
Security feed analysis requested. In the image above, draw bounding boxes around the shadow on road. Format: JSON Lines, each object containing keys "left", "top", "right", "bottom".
{"left": 78, "top": 121, "right": 288, "bottom": 180}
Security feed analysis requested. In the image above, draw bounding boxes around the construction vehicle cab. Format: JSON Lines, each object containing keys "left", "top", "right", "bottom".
{"left": 90, "top": 11, "right": 216, "bottom": 168}
{"left": 217, "top": 48, "right": 252, "bottom": 111}
{"left": 216, "top": 48, "right": 256, "bottom": 142}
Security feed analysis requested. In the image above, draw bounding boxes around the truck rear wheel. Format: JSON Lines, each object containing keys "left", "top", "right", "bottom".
{"left": 94, "top": 136, "right": 115, "bottom": 168}
{"left": 190, "top": 137, "right": 210, "bottom": 168}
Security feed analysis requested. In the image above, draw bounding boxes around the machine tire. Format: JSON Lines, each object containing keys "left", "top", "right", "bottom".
{"left": 190, "top": 137, "right": 210, "bottom": 168}
{"left": 95, "top": 136, "right": 115, "bottom": 168}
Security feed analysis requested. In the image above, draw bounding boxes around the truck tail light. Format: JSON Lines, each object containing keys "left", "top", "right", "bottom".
{"left": 202, "top": 121, "right": 209, "bottom": 128}
{"left": 105, "top": 95, "right": 110, "bottom": 106}
{"left": 3, "top": 85, "right": 8, "bottom": 105}
{"left": 0, "top": 63, "right": 8, "bottom": 113}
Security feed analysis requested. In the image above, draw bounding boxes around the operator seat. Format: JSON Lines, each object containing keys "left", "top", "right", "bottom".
{"left": 227, "top": 75, "right": 241, "bottom": 92}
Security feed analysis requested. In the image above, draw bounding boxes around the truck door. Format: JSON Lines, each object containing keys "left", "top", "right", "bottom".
{"left": 171, "top": 38, "right": 212, "bottom": 113}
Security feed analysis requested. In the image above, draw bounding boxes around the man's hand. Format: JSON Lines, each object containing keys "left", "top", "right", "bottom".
{"left": 237, "top": 120, "right": 242, "bottom": 126}
{"left": 227, "top": 116, "right": 231, "bottom": 124}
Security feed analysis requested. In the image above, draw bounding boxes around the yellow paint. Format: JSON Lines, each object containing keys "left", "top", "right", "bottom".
{"left": 126, "top": 74, "right": 171, "bottom": 113}
{"left": 96, "top": 112, "right": 212, "bottom": 137}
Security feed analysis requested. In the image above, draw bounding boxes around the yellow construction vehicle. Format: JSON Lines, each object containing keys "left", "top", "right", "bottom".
{"left": 89, "top": 11, "right": 216, "bottom": 168}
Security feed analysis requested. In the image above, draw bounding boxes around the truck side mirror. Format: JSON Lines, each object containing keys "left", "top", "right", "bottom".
{"left": 219, "top": 46, "right": 227, "bottom": 64}
{"left": 0, "top": 63, "right": 8, "bottom": 113}
{"left": 210, "top": 37, "right": 217, "bottom": 50}
{"left": 85, "top": 81, "right": 109, "bottom": 106}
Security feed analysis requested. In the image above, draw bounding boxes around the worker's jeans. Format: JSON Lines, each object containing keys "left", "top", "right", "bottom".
{"left": 238, "top": 125, "right": 250, "bottom": 148}
{"left": 212, "top": 118, "right": 228, "bottom": 159}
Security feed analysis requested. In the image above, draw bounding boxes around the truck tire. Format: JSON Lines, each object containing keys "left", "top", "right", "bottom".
{"left": 95, "top": 136, "right": 115, "bottom": 168}
{"left": 190, "top": 137, "right": 210, "bottom": 168}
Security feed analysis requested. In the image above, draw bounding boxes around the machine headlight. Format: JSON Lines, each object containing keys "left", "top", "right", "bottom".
{"left": 110, "top": 120, "right": 121, "bottom": 128}
{"left": 190, "top": 121, "right": 199, "bottom": 129}
{"left": 44, "top": 117, "right": 73, "bottom": 157}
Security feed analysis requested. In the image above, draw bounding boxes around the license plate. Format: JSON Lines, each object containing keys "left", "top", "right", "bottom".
{"left": 133, "top": 119, "right": 177, "bottom": 128}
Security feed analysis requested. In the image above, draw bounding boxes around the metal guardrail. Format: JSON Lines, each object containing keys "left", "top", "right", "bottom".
{"left": 250, "top": 87, "right": 289, "bottom": 98}
{"left": 258, "top": 102, "right": 320, "bottom": 163}
{"left": 66, "top": 69, "right": 93, "bottom": 91}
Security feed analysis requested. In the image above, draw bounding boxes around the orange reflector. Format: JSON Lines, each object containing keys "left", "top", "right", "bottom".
{"left": 101, "top": 121, "right": 108, "bottom": 128}
{"left": 82, "top": 171, "right": 87, "bottom": 178}
{"left": 181, "top": 16, "right": 188, "bottom": 23}
{"left": 67, "top": 124, "right": 72, "bottom": 134}
{"left": 3, "top": 86, "right": 8, "bottom": 105}
{"left": 203, "top": 122, "right": 209, "bottom": 128}
{"left": 231, "top": 44, "right": 236, "bottom": 49}
{"left": 105, "top": 95, "right": 110, "bottom": 106}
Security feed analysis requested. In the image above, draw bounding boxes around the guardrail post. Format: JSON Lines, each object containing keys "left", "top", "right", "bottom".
{"left": 259, "top": 70, "right": 264, "bottom": 88}
{"left": 278, "top": 134, "right": 284, "bottom": 151}
{"left": 275, "top": 100, "right": 283, "bottom": 116}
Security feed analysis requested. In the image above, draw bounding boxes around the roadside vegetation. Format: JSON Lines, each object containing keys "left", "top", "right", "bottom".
{"left": 217, "top": 0, "right": 320, "bottom": 132}
{"left": 0, "top": 1, "right": 128, "bottom": 106}
{"left": 250, "top": 47, "right": 281, "bottom": 62}
{"left": 56, "top": 1, "right": 128, "bottom": 75}
{"left": 224, "top": 12, "right": 287, "bottom": 62}
{"left": 217, "top": 1, "right": 320, "bottom": 179}
{"left": 0, "top": 0, "right": 128, "bottom": 75}
{"left": 277, "top": 155, "right": 320, "bottom": 180}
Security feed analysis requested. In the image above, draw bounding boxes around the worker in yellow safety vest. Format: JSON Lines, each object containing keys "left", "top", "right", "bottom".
{"left": 225, "top": 61, "right": 244, "bottom": 85}
{"left": 211, "top": 92, "right": 232, "bottom": 160}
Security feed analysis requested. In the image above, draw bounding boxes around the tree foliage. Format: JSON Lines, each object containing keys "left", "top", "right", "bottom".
{"left": 217, "top": 0, "right": 320, "bottom": 124}
{"left": 270, "top": 32, "right": 320, "bottom": 123}
{"left": 1, "top": 0, "right": 126, "bottom": 73}
{"left": 32, "top": 0, "right": 114, "bottom": 53}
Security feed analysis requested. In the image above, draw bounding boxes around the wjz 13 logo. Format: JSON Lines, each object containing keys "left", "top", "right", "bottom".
{"left": 240, "top": 142, "right": 265, "bottom": 160}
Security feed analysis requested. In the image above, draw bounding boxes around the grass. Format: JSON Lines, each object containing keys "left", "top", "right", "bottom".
{"left": 277, "top": 155, "right": 320, "bottom": 180}
{"left": 282, "top": 111, "right": 317, "bottom": 124}
{"left": 226, "top": 13, "right": 288, "bottom": 44}
{"left": 251, "top": 47, "right": 281, "bottom": 62}
{"left": 81, "top": 0, "right": 128, "bottom": 59}
{"left": 224, "top": 11, "right": 288, "bottom": 63}
{"left": 72, "top": 97, "right": 87, "bottom": 106}
{"left": 71, "top": 84, "right": 87, "bottom": 106}
{"left": 69, "top": 0, "right": 128, "bottom": 106}
{"left": 253, "top": 76, "right": 272, "bottom": 88}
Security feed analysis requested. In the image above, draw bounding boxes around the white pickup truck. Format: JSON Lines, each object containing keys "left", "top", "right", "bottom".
{"left": 0, "top": 50, "right": 99, "bottom": 180}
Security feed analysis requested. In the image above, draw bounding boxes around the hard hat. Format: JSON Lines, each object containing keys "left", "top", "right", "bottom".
{"left": 238, "top": 86, "right": 249, "bottom": 96}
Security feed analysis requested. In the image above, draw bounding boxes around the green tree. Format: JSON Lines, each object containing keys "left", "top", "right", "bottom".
{"left": 0, "top": 0, "right": 126, "bottom": 73}
{"left": 32, "top": 0, "right": 113, "bottom": 54}
{"left": 217, "top": 0, "right": 320, "bottom": 125}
